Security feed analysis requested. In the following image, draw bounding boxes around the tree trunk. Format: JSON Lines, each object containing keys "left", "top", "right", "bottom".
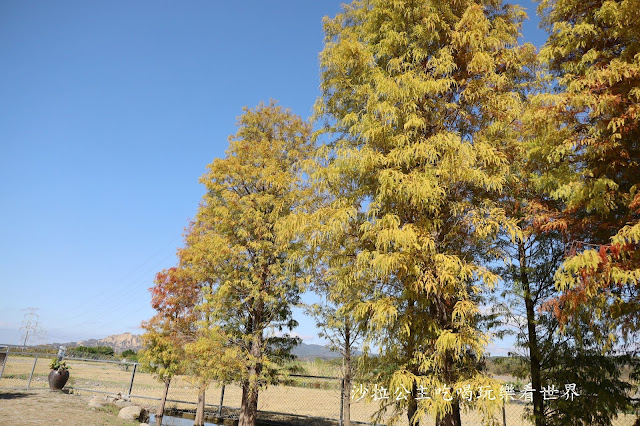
{"left": 239, "top": 332, "right": 262, "bottom": 426}
{"left": 435, "top": 350, "right": 461, "bottom": 426}
{"left": 238, "top": 379, "right": 259, "bottom": 426}
{"left": 435, "top": 400, "right": 461, "bottom": 426}
{"left": 156, "top": 377, "right": 171, "bottom": 426}
{"left": 407, "top": 382, "right": 418, "bottom": 425}
{"left": 194, "top": 386, "right": 206, "bottom": 426}
{"left": 406, "top": 298, "right": 419, "bottom": 426}
{"left": 520, "top": 240, "right": 545, "bottom": 426}
{"left": 343, "top": 323, "right": 352, "bottom": 426}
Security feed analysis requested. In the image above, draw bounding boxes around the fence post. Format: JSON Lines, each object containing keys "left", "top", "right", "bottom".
{"left": 128, "top": 363, "right": 137, "bottom": 396}
{"left": 217, "top": 384, "right": 225, "bottom": 417}
{"left": 0, "top": 347, "right": 9, "bottom": 380}
{"left": 502, "top": 401, "right": 507, "bottom": 426}
{"left": 27, "top": 355, "right": 38, "bottom": 389}
{"left": 339, "top": 378, "right": 344, "bottom": 426}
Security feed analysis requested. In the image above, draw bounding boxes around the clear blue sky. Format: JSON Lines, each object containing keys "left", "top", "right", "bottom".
{"left": 0, "top": 1, "right": 545, "bottom": 353}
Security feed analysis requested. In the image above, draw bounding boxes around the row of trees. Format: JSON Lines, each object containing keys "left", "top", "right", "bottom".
{"left": 140, "top": 0, "right": 639, "bottom": 425}
{"left": 69, "top": 345, "right": 115, "bottom": 357}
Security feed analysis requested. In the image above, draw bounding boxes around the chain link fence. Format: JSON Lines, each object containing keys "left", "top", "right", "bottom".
{"left": 1, "top": 347, "right": 638, "bottom": 425}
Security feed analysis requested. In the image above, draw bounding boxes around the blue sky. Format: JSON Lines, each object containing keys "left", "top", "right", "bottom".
{"left": 0, "top": 1, "right": 545, "bottom": 353}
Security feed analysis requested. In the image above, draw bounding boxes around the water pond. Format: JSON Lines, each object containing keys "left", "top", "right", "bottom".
{"left": 148, "top": 414, "right": 226, "bottom": 426}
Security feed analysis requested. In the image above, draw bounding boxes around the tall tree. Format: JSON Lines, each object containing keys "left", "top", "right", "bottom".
{"left": 140, "top": 267, "right": 199, "bottom": 426}
{"left": 535, "top": 0, "right": 640, "bottom": 346}
{"left": 304, "top": 216, "right": 367, "bottom": 426}
{"left": 491, "top": 82, "right": 564, "bottom": 425}
{"left": 492, "top": 231, "right": 563, "bottom": 425}
{"left": 314, "top": 0, "right": 534, "bottom": 424}
{"left": 494, "top": 59, "right": 639, "bottom": 425}
{"left": 284, "top": 136, "right": 370, "bottom": 426}
{"left": 183, "top": 325, "right": 242, "bottom": 426}
{"left": 182, "top": 102, "right": 314, "bottom": 426}
{"left": 139, "top": 316, "right": 183, "bottom": 426}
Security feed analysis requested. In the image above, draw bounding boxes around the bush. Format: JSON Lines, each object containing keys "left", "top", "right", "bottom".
{"left": 121, "top": 349, "right": 138, "bottom": 361}
{"left": 72, "top": 346, "right": 115, "bottom": 357}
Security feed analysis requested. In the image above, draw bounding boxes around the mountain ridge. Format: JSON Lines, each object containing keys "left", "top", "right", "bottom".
{"left": 53, "top": 332, "right": 142, "bottom": 354}
{"left": 55, "top": 332, "right": 347, "bottom": 359}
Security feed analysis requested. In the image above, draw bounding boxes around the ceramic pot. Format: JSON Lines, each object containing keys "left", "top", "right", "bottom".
{"left": 48, "top": 369, "right": 69, "bottom": 390}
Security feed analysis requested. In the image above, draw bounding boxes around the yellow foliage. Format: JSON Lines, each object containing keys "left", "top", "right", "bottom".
{"left": 313, "top": 0, "right": 533, "bottom": 423}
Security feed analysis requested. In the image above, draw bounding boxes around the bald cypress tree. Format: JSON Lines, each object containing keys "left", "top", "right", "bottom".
{"left": 314, "top": 1, "right": 534, "bottom": 424}
{"left": 181, "top": 102, "right": 314, "bottom": 426}
{"left": 535, "top": 0, "right": 640, "bottom": 348}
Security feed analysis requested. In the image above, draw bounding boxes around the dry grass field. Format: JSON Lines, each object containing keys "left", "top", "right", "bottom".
{"left": 0, "top": 389, "right": 140, "bottom": 425}
{"left": 1, "top": 354, "right": 638, "bottom": 425}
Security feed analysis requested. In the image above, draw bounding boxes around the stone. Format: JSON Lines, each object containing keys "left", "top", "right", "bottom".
{"left": 114, "top": 399, "right": 134, "bottom": 408}
{"left": 88, "top": 396, "right": 109, "bottom": 408}
{"left": 118, "top": 406, "right": 148, "bottom": 422}
{"left": 113, "top": 392, "right": 131, "bottom": 401}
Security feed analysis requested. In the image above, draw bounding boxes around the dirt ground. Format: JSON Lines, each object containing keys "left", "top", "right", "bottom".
{"left": 0, "top": 389, "right": 150, "bottom": 425}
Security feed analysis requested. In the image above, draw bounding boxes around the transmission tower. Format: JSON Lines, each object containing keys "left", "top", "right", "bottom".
{"left": 19, "top": 308, "right": 46, "bottom": 348}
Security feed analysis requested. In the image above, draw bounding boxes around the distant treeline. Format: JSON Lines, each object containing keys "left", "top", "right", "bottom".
{"left": 68, "top": 345, "right": 115, "bottom": 357}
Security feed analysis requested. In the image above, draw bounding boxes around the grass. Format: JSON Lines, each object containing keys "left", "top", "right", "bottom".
{"left": 97, "top": 403, "right": 122, "bottom": 417}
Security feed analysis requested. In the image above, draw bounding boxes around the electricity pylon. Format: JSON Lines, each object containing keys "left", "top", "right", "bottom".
{"left": 19, "top": 308, "right": 45, "bottom": 348}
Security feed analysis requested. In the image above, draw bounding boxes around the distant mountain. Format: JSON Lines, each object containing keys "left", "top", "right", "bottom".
{"left": 55, "top": 332, "right": 351, "bottom": 359}
{"left": 292, "top": 343, "right": 341, "bottom": 359}
{"left": 56, "top": 332, "right": 143, "bottom": 353}
{"left": 292, "top": 342, "right": 363, "bottom": 360}
{"left": 92, "top": 333, "right": 142, "bottom": 352}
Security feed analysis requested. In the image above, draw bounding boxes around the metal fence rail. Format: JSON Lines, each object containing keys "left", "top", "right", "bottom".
{"left": 1, "top": 347, "right": 638, "bottom": 425}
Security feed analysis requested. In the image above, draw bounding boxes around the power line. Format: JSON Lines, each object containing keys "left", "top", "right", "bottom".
{"left": 61, "top": 238, "right": 180, "bottom": 323}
